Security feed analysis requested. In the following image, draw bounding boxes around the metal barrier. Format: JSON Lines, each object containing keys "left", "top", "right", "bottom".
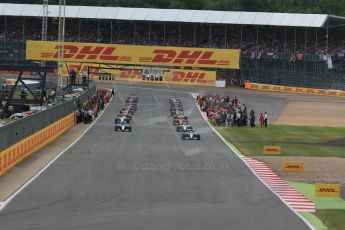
{"left": 0, "top": 83, "right": 96, "bottom": 152}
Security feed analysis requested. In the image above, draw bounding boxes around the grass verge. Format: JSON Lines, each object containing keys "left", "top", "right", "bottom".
{"left": 287, "top": 181, "right": 345, "bottom": 210}
{"left": 217, "top": 125, "right": 345, "bottom": 157}
{"left": 288, "top": 181, "right": 345, "bottom": 230}
{"left": 315, "top": 210, "right": 345, "bottom": 230}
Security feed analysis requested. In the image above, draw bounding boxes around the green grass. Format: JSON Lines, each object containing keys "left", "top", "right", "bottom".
{"left": 300, "top": 212, "right": 328, "bottom": 230}
{"left": 288, "top": 181, "right": 345, "bottom": 230}
{"left": 217, "top": 125, "right": 345, "bottom": 157}
{"left": 315, "top": 210, "right": 345, "bottom": 230}
{"left": 287, "top": 181, "right": 345, "bottom": 210}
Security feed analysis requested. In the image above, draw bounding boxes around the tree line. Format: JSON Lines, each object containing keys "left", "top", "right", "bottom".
{"left": 2, "top": 0, "right": 345, "bottom": 16}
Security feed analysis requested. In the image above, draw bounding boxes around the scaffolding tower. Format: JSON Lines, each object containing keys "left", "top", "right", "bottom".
{"left": 41, "top": 0, "right": 48, "bottom": 41}
{"left": 57, "top": 0, "right": 66, "bottom": 93}
{"left": 40, "top": 0, "right": 48, "bottom": 67}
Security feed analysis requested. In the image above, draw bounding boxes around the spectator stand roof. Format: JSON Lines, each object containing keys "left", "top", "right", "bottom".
{"left": 0, "top": 3, "right": 344, "bottom": 28}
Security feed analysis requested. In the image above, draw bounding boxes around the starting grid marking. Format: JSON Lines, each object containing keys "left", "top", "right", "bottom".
{"left": 242, "top": 156, "right": 315, "bottom": 212}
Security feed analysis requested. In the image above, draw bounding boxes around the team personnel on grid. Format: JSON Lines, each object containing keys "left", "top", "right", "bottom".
{"left": 264, "top": 112, "right": 268, "bottom": 127}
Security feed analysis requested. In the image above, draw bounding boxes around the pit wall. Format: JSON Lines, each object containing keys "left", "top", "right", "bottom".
{"left": 0, "top": 84, "right": 96, "bottom": 152}
{"left": 245, "top": 82, "right": 345, "bottom": 97}
{"left": 0, "top": 113, "right": 75, "bottom": 176}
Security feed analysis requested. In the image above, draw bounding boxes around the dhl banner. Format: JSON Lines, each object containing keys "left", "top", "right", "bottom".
{"left": 68, "top": 61, "right": 219, "bottom": 87}
{"left": 163, "top": 69, "right": 216, "bottom": 86}
{"left": 283, "top": 162, "right": 304, "bottom": 172}
{"left": 26, "top": 40, "right": 240, "bottom": 69}
{"left": 315, "top": 184, "right": 341, "bottom": 197}
{"left": 63, "top": 62, "right": 148, "bottom": 77}
{"left": 116, "top": 70, "right": 143, "bottom": 81}
{"left": 0, "top": 113, "right": 75, "bottom": 176}
{"left": 114, "top": 69, "right": 216, "bottom": 87}
{"left": 263, "top": 146, "right": 281, "bottom": 155}
{"left": 245, "top": 82, "right": 345, "bottom": 98}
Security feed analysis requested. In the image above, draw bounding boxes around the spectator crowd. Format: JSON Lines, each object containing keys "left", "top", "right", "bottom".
{"left": 197, "top": 93, "right": 268, "bottom": 128}
{"left": 1, "top": 17, "right": 345, "bottom": 61}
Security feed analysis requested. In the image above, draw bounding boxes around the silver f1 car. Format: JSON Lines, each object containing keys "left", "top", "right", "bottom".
{"left": 115, "top": 123, "right": 132, "bottom": 132}
{"left": 176, "top": 124, "right": 194, "bottom": 132}
{"left": 115, "top": 116, "right": 130, "bottom": 124}
{"left": 181, "top": 130, "right": 200, "bottom": 140}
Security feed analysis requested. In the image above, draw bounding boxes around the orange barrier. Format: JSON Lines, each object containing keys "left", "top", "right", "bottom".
{"left": 26, "top": 40, "right": 240, "bottom": 69}
{"left": 245, "top": 82, "right": 345, "bottom": 98}
{"left": 0, "top": 113, "right": 75, "bottom": 176}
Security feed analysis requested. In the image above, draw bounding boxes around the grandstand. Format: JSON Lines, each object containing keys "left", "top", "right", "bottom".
{"left": 1, "top": 3, "right": 345, "bottom": 89}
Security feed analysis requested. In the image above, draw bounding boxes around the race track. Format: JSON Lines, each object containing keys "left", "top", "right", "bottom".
{"left": 0, "top": 84, "right": 310, "bottom": 230}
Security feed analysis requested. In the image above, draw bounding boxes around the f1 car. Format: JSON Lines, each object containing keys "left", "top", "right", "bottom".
{"left": 170, "top": 102, "right": 182, "bottom": 108}
{"left": 126, "top": 95, "right": 138, "bottom": 103}
{"left": 170, "top": 101, "right": 182, "bottom": 107}
{"left": 120, "top": 108, "right": 134, "bottom": 116}
{"left": 169, "top": 97, "right": 180, "bottom": 103}
{"left": 173, "top": 114, "right": 188, "bottom": 120}
{"left": 170, "top": 102, "right": 183, "bottom": 108}
{"left": 170, "top": 108, "right": 185, "bottom": 115}
{"left": 121, "top": 107, "right": 135, "bottom": 115}
{"left": 176, "top": 124, "right": 194, "bottom": 132}
{"left": 125, "top": 103, "right": 137, "bottom": 111}
{"left": 115, "top": 116, "right": 130, "bottom": 124}
{"left": 181, "top": 130, "right": 201, "bottom": 140}
{"left": 173, "top": 118, "right": 188, "bottom": 125}
{"left": 115, "top": 123, "right": 132, "bottom": 132}
{"left": 119, "top": 111, "right": 133, "bottom": 120}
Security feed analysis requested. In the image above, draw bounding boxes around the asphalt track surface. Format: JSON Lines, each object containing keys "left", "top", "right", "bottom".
{"left": 0, "top": 84, "right": 309, "bottom": 230}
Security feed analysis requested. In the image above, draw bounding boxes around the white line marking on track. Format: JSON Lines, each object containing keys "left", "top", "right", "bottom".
{"left": 0, "top": 96, "right": 113, "bottom": 212}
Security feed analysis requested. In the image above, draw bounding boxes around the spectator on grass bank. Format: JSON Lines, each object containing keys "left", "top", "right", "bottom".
{"left": 250, "top": 109, "right": 255, "bottom": 127}
{"left": 234, "top": 96, "right": 238, "bottom": 107}
{"left": 259, "top": 113, "right": 264, "bottom": 127}
{"left": 264, "top": 112, "right": 268, "bottom": 127}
